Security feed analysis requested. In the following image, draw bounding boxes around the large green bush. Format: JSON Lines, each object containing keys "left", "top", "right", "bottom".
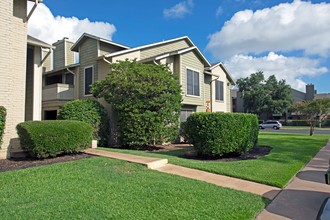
{"left": 58, "top": 99, "right": 110, "bottom": 147}
{"left": 185, "top": 112, "right": 259, "bottom": 157}
{"left": 0, "top": 106, "right": 6, "bottom": 147}
{"left": 91, "top": 60, "right": 182, "bottom": 148}
{"left": 17, "top": 120, "right": 93, "bottom": 158}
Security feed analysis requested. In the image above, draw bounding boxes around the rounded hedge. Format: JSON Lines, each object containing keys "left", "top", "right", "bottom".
{"left": 0, "top": 106, "right": 6, "bottom": 146}
{"left": 57, "top": 99, "right": 110, "bottom": 147}
{"left": 184, "top": 112, "right": 259, "bottom": 157}
{"left": 17, "top": 120, "right": 93, "bottom": 158}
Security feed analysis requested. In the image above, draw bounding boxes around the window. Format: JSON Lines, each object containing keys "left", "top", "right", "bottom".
{"left": 180, "top": 109, "right": 195, "bottom": 122}
{"left": 65, "top": 73, "right": 74, "bottom": 85}
{"left": 215, "top": 80, "right": 224, "bottom": 101}
{"left": 84, "top": 66, "right": 93, "bottom": 95}
{"left": 186, "top": 69, "right": 200, "bottom": 96}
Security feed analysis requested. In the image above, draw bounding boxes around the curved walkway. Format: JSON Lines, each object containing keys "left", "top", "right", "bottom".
{"left": 85, "top": 148, "right": 280, "bottom": 200}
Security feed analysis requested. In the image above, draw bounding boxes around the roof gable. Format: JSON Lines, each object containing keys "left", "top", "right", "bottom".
{"left": 71, "top": 33, "right": 129, "bottom": 52}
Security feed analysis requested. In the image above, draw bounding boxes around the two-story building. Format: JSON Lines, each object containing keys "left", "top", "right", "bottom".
{"left": 42, "top": 33, "right": 235, "bottom": 145}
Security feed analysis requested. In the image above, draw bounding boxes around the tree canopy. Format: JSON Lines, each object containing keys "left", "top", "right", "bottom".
{"left": 290, "top": 98, "right": 330, "bottom": 135}
{"left": 236, "top": 71, "right": 292, "bottom": 116}
{"left": 91, "top": 60, "right": 182, "bottom": 147}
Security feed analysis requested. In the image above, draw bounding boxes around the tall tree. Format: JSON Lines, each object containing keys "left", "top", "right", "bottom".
{"left": 290, "top": 98, "right": 330, "bottom": 136}
{"left": 91, "top": 60, "right": 182, "bottom": 147}
{"left": 236, "top": 71, "right": 292, "bottom": 116}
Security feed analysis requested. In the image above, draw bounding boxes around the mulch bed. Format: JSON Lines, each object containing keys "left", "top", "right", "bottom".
{"left": 0, "top": 153, "right": 92, "bottom": 173}
{"left": 179, "top": 146, "right": 272, "bottom": 162}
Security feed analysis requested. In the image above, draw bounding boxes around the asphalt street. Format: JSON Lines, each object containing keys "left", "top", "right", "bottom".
{"left": 260, "top": 129, "right": 330, "bottom": 135}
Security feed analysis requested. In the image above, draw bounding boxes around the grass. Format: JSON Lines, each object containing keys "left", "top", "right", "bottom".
{"left": 0, "top": 157, "right": 268, "bottom": 220}
{"left": 101, "top": 133, "right": 330, "bottom": 188}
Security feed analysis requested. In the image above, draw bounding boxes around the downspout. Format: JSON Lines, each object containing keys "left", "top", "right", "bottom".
{"left": 27, "top": 0, "right": 40, "bottom": 22}
{"left": 66, "top": 67, "right": 75, "bottom": 75}
{"left": 153, "top": 60, "right": 159, "bottom": 65}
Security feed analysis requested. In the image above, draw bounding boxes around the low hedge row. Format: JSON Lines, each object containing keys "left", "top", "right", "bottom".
{"left": 281, "top": 120, "right": 330, "bottom": 127}
{"left": 185, "top": 112, "right": 259, "bottom": 157}
{"left": 0, "top": 106, "right": 6, "bottom": 146}
{"left": 17, "top": 120, "right": 93, "bottom": 158}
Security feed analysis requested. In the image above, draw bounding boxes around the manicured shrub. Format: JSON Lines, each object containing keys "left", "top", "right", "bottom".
{"left": 0, "top": 106, "right": 6, "bottom": 146}
{"left": 16, "top": 120, "right": 93, "bottom": 158}
{"left": 91, "top": 60, "right": 182, "bottom": 148}
{"left": 185, "top": 112, "right": 259, "bottom": 157}
{"left": 58, "top": 99, "right": 110, "bottom": 147}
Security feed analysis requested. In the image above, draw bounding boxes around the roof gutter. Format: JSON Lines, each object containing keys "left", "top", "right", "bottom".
{"left": 27, "top": 0, "right": 41, "bottom": 22}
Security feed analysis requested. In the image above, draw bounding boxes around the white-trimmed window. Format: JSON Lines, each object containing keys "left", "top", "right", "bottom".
{"left": 186, "top": 68, "right": 200, "bottom": 96}
{"left": 215, "top": 80, "right": 224, "bottom": 101}
{"left": 84, "top": 66, "right": 93, "bottom": 95}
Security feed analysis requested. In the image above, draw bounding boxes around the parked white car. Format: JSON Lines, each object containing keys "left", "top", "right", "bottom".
{"left": 259, "top": 121, "right": 282, "bottom": 130}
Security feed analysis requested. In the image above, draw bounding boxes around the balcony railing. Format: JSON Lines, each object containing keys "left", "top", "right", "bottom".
{"left": 42, "top": 83, "right": 74, "bottom": 101}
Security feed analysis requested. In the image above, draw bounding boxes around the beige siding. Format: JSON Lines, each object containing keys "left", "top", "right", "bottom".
{"left": 140, "top": 40, "right": 190, "bottom": 60}
{"left": 226, "top": 80, "right": 232, "bottom": 112}
{"left": 98, "top": 60, "right": 110, "bottom": 81}
{"left": 181, "top": 51, "right": 205, "bottom": 108}
{"left": 65, "top": 41, "right": 75, "bottom": 66}
{"left": 204, "top": 74, "right": 211, "bottom": 108}
{"left": 53, "top": 41, "right": 65, "bottom": 69}
{"left": 210, "top": 66, "right": 229, "bottom": 112}
{"left": 0, "top": 0, "right": 28, "bottom": 158}
{"left": 99, "top": 42, "right": 126, "bottom": 56}
{"left": 112, "top": 50, "right": 141, "bottom": 62}
{"left": 42, "top": 49, "right": 52, "bottom": 71}
{"left": 78, "top": 38, "right": 98, "bottom": 98}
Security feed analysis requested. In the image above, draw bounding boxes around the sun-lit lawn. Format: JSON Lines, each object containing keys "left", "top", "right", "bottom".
{"left": 102, "top": 133, "right": 330, "bottom": 188}
{"left": 0, "top": 157, "right": 268, "bottom": 220}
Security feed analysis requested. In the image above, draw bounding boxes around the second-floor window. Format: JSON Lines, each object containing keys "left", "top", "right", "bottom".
{"left": 215, "top": 80, "right": 224, "bottom": 101}
{"left": 186, "top": 69, "right": 200, "bottom": 96}
{"left": 84, "top": 66, "right": 93, "bottom": 95}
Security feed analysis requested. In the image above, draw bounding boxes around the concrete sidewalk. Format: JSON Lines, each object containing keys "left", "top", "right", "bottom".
{"left": 84, "top": 148, "right": 280, "bottom": 200}
{"left": 257, "top": 140, "right": 330, "bottom": 220}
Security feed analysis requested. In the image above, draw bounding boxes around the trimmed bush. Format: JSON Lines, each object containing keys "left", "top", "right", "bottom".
{"left": 58, "top": 99, "right": 110, "bottom": 147}
{"left": 0, "top": 106, "right": 6, "bottom": 146}
{"left": 185, "top": 112, "right": 259, "bottom": 157}
{"left": 17, "top": 120, "right": 93, "bottom": 158}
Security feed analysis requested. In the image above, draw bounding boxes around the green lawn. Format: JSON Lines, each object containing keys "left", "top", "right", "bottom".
{"left": 101, "top": 133, "right": 330, "bottom": 188}
{"left": 0, "top": 157, "right": 267, "bottom": 220}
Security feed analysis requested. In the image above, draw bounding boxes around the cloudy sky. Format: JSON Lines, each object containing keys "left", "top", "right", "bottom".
{"left": 28, "top": 0, "right": 330, "bottom": 93}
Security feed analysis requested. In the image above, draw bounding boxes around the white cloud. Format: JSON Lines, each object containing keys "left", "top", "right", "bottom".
{"left": 27, "top": 2, "right": 116, "bottom": 44}
{"left": 225, "top": 52, "right": 328, "bottom": 91}
{"left": 216, "top": 6, "right": 223, "bottom": 17}
{"left": 206, "top": 0, "right": 330, "bottom": 59}
{"left": 163, "top": 0, "right": 194, "bottom": 19}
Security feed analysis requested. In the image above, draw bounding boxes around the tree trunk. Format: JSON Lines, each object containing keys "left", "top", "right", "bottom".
{"left": 310, "top": 124, "right": 315, "bottom": 136}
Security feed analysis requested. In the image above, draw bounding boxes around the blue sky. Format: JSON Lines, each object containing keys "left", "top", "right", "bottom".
{"left": 29, "top": 0, "right": 330, "bottom": 93}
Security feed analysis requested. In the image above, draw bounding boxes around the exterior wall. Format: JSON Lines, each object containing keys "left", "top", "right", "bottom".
{"left": 210, "top": 66, "right": 229, "bottom": 112}
{"left": 42, "top": 84, "right": 74, "bottom": 101}
{"left": 291, "top": 88, "right": 306, "bottom": 102}
{"left": 78, "top": 38, "right": 98, "bottom": 98}
{"left": 65, "top": 40, "right": 74, "bottom": 66}
{"left": 140, "top": 40, "right": 190, "bottom": 60}
{"left": 306, "top": 84, "right": 315, "bottom": 101}
{"left": 226, "top": 81, "right": 232, "bottom": 112}
{"left": 0, "top": 0, "right": 28, "bottom": 158}
{"left": 53, "top": 39, "right": 75, "bottom": 69}
{"left": 112, "top": 50, "right": 141, "bottom": 62}
{"left": 180, "top": 51, "right": 205, "bottom": 108}
{"left": 53, "top": 41, "right": 65, "bottom": 69}
{"left": 42, "top": 48, "right": 52, "bottom": 71}
{"left": 99, "top": 42, "right": 126, "bottom": 56}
